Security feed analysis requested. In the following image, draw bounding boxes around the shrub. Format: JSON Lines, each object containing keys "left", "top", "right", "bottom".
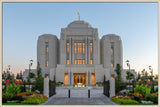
{"left": 145, "top": 94, "right": 158, "bottom": 104}
{"left": 16, "top": 91, "right": 37, "bottom": 97}
{"left": 132, "top": 93, "right": 143, "bottom": 98}
{"left": 21, "top": 94, "right": 48, "bottom": 104}
{"left": 96, "top": 82, "right": 102, "bottom": 86}
{"left": 32, "top": 77, "right": 44, "bottom": 93}
{"left": 5, "top": 84, "right": 21, "bottom": 100}
{"left": 111, "top": 97, "right": 139, "bottom": 104}
{"left": 2, "top": 97, "right": 7, "bottom": 103}
{"left": 134, "top": 84, "right": 151, "bottom": 97}
{"left": 11, "top": 95, "right": 24, "bottom": 102}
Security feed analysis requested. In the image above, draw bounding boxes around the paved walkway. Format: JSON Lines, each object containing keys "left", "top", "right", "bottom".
{"left": 41, "top": 86, "right": 117, "bottom": 105}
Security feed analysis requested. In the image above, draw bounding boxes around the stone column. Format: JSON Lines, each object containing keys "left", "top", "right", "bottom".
{"left": 88, "top": 39, "right": 90, "bottom": 64}
{"left": 90, "top": 72, "right": 92, "bottom": 85}
{"left": 69, "top": 38, "right": 72, "bottom": 64}
{"left": 85, "top": 37, "right": 88, "bottom": 64}
{"left": 72, "top": 39, "right": 74, "bottom": 64}
{"left": 86, "top": 71, "right": 88, "bottom": 85}
{"left": 71, "top": 72, "right": 73, "bottom": 86}
{"left": 88, "top": 71, "right": 90, "bottom": 85}
{"left": 110, "top": 78, "right": 115, "bottom": 98}
{"left": 43, "top": 78, "right": 49, "bottom": 98}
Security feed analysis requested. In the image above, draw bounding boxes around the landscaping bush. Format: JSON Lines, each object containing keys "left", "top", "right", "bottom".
{"left": 132, "top": 93, "right": 143, "bottom": 98}
{"left": 111, "top": 97, "right": 139, "bottom": 104}
{"left": 4, "top": 79, "right": 23, "bottom": 100}
{"left": 96, "top": 82, "right": 102, "bottom": 86}
{"left": 2, "top": 97, "right": 7, "bottom": 103}
{"left": 21, "top": 94, "right": 48, "bottom": 104}
{"left": 32, "top": 77, "right": 44, "bottom": 93}
{"left": 11, "top": 96, "right": 24, "bottom": 102}
{"left": 134, "top": 84, "right": 151, "bottom": 97}
{"left": 5, "top": 84, "right": 21, "bottom": 100}
{"left": 145, "top": 94, "right": 158, "bottom": 104}
{"left": 56, "top": 82, "right": 64, "bottom": 86}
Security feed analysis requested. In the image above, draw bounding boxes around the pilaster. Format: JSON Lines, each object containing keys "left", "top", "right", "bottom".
{"left": 85, "top": 37, "right": 88, "bottom": 64}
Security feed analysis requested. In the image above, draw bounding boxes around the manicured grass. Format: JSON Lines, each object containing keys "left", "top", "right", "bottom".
{"left": 120, "top": 103, "right": 158, "bottom": 105}
{"left": 2, "top": 102, "right": 38, "bottom": 105}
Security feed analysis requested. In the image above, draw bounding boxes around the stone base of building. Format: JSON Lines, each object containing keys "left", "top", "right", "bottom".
{"left": 49, "top": 64, "right": 116, "bottom": 86}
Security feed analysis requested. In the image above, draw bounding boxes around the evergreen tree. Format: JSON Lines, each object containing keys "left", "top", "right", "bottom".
{"left": 115, "top": 64, "right": 126, "bottom": 94}
{"left": 37, "top": 62, "right": 42, "bottom": 78}
{"left": 20, "top": 71, "right": 23, "bottom": 79}
{"left": 126, "top": 71, "right": 135, "bottom": 80}
{"left": 136, "top": 72, "right": 141, "bottom": 81}
{"left": 32, "top": 62, "right": 44, "bottom": 93}
{"left": 16, "top": 73, "right": 20, "bottom": 79}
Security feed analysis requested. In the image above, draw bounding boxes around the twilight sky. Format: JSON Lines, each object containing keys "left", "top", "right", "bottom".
{"left": 3, "top": 2, "right": 158, "bottom": 75}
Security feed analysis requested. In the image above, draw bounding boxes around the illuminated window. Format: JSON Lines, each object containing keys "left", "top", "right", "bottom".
{"left": 74, "top": 59, "right": 85, "bottom": 64}
{"left": 111, "top": 42, "right": 114, "bottom": 67}
{"left": 111, "top": 64, "right": 113, "bottom": 67}
{"left": 75, "top": 60, "right": 77, "bottom": 64}
{"left": 83, "top": 43, "right": 85, "bottom": 54}
{"left": 67, "top": 59, "right": 69, "bottom": 64}
{"left": 83, "top": 60, "right": 85, "bottom": 64}
{"left": 67, "top": 42, "right": 69, "bottom": 54}
{"left": 46, "top": 46, "right": 49, "bottom": 54}
{"left": 90, "top": 60, "right": 93, "bottom": 64}
{"left": 111, "top": 75, "right": 114, "bottom": 78}
{"left": 46, "top": 60, "right": 48, "bottom": 67}
{"left": 111, "top": 49, "right": 113, "bottom": 55}
{"left": 74, "top": 43, "right": 77, "bottom": 53}
{"left": 74, "top": 42, "right": 85, "bottom": 54}
{"left": 90, "top": 42, "right": 93, "bottom": 54}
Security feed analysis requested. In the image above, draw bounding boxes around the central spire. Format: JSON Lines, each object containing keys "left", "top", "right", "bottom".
{"left": 78, "top": 12, "right": 80, "bottom": 21}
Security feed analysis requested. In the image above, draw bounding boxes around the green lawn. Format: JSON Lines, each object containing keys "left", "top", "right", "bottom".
{"left": 2, "top": 102, "right": 38, "bottom": 105}
{"left": 120, "top": 103, "right": 158, "bottom": 105}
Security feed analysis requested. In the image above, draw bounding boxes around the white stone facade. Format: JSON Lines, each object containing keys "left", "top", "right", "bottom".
{"left": 36, "top": 20, "right": 123, "bottom": 86}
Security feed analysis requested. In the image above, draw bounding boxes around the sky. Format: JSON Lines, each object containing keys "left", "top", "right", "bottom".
{"left": 3, "top": 2, "right": 158, "bottom": 75}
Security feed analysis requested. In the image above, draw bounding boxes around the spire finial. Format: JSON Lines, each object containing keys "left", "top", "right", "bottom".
{"left": 78, "top": 12, "right": 80, "bottom": 21}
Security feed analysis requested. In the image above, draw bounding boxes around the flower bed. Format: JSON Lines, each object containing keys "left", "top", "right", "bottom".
{"left": 21, "top": 94, "right": 48, "bottom": 104}
{"left": 111, "top": 96, "right": 139, "bottom": 104}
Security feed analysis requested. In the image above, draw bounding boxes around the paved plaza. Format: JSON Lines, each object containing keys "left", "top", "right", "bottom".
{"left": 41, "top": 86, "right": 117, "bottom": 105}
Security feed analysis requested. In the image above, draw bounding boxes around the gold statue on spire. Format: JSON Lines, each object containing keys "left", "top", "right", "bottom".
{"left": 78, "top": 12, "right": 80, "bottom": 21}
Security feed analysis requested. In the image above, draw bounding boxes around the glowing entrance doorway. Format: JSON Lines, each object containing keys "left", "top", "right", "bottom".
{"left": 73, "top": 73, "right": 86, "bottom": 85}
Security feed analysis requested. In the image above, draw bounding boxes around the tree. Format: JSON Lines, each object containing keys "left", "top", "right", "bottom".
{"left": 16, "top": 73, "right": 20, "bottom": 79}
{"left": 126, "top": 71, "right": 135, "bottom": 80}
{"left": 29, "top": 72, "right": 35, "bottom": 78}
{"left": 115, "top": 64, "right": 126, "bottom": 94}
{"left": 32, "top": 62, "right": 44, "bottom": 93}
{"left": 37, "top": 62, "right": 42, "bottom": 78}
{"left": 136, "top": 72, "right": 141, "bottom": 81}
{"left": 19, "top": 71, "right": 23, "bottom": 79}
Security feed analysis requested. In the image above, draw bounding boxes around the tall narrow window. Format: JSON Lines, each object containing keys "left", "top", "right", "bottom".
{"left": 83, "top": 60, "right": 85, "bottom": 64}
{"left": 45, "top": 42, "right": 49, "bottom": 67}
{"left": 90, "top": 42, "right": 93, "bottom": 54}
{"left": 46, "top": 46, "right": 49, "bottom": 54}
{"left": 111, "top": 42, "right": 114, "bottom": 67}
{"left": 66, "top": 59, "right": 69, "bottom": 64}
{"left": 90, "top": 59, "right": 93, "bottom": 64}
{"left": 46, "top": 60, "right": 49, "bottom": 67}
{"left": 67, "top": 42, "right": 69, "bottom": 54}
{"left": 75, "top": 59, "right": 77, "bottom": 64}
{"left": 83, "top": 43, "right": 85, "bottom": 54}
{"left": 74, "top": 43, "right": 77, "bottom": 53}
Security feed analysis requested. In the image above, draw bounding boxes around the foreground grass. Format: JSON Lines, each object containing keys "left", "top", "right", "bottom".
{"left": 120, "top": 103, "right": 158, "bottom": 105}
{"left": 2, "top": 102, "right": 38, "bottom": 105}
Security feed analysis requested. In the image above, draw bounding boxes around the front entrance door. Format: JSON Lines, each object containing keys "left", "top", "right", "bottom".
{"left": 73, "top": 73, "right": 86, "bottom": 85}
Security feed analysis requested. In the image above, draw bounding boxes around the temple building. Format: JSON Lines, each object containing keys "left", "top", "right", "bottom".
{"left": 36, "top": 19, "right": 123, "bottom": 86}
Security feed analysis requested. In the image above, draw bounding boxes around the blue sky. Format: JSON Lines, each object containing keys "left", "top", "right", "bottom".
{"left": 3, "top": 2, "right": 158, "bottom": 75}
